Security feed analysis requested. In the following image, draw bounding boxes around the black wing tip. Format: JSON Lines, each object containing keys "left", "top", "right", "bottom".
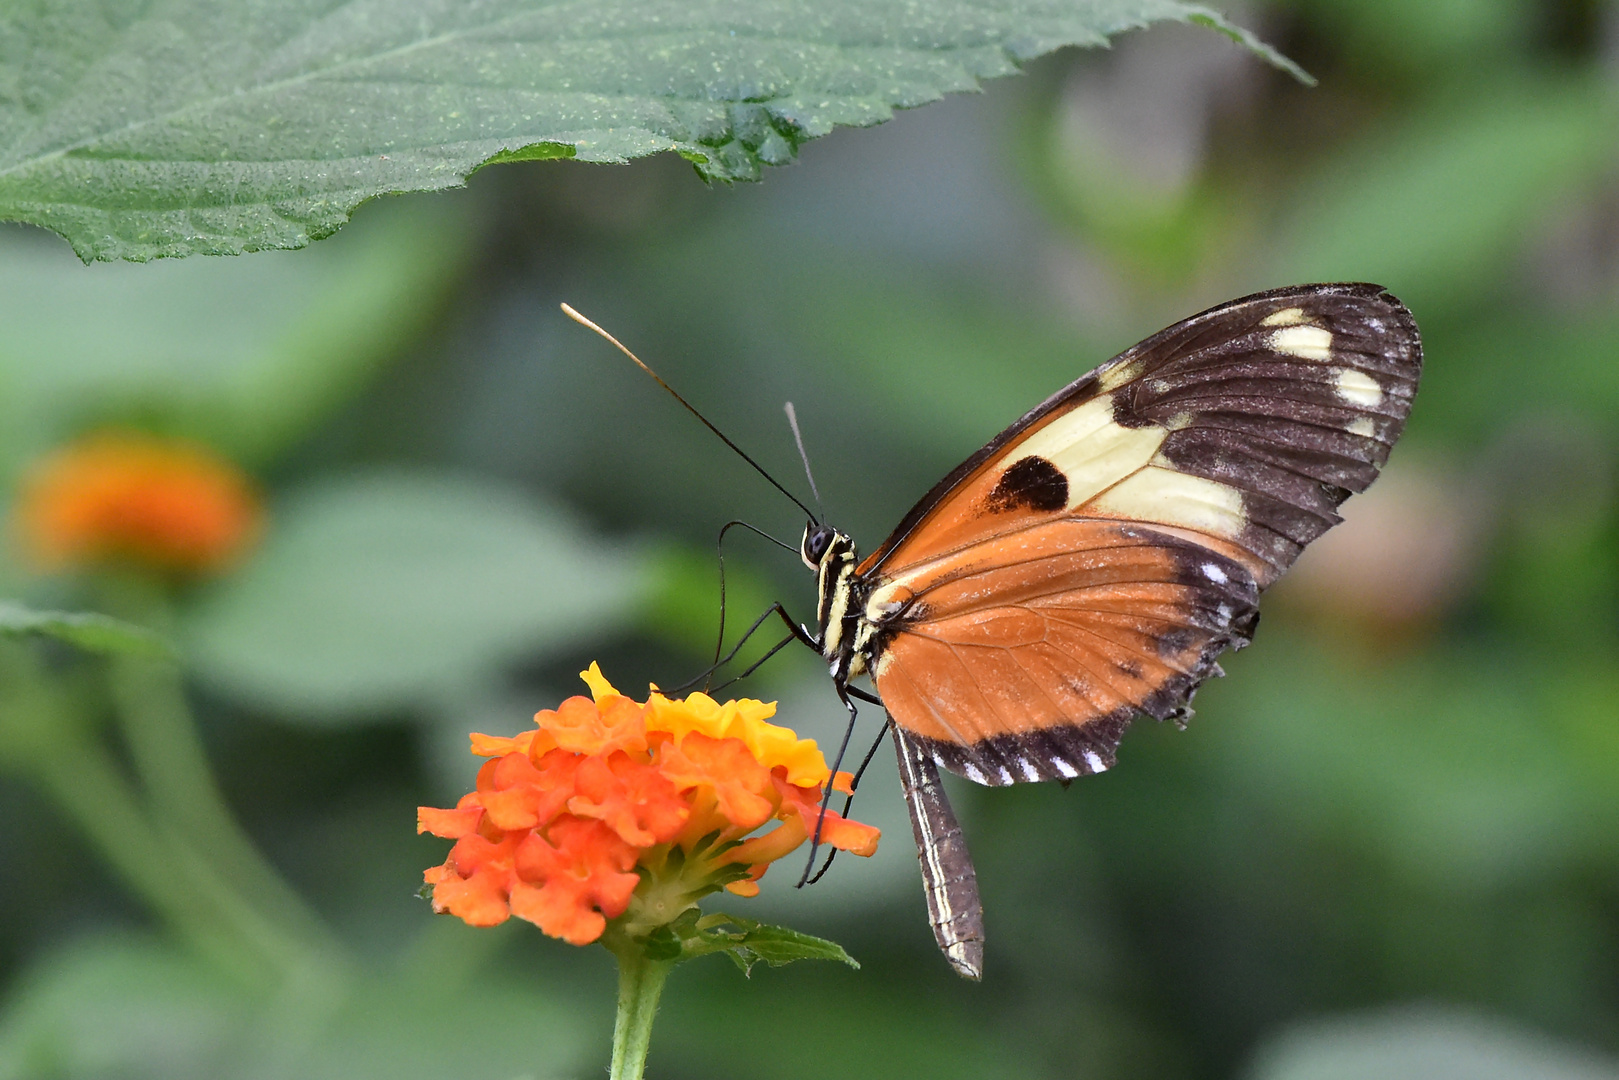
{"left": 1233, "top": 281, "right": 1396, "bottom": 303}
{"left": 864, "top": 284, "right": 1421, "bottom": 574}
{"left": 1196, "top": 281, "right": 1417, "bottom": 337}
{"left": 1249, "top": 282, "right": 1422, "bottom": 367}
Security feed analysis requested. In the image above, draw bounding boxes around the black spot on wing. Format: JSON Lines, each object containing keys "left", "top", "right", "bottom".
{"left": 986, "top": 456, "right": 1068, "bottom": 513}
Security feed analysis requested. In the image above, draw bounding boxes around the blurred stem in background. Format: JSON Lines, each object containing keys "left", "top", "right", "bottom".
{"left": 101, "top": 573, "right": 344, "bottom": 964}
{"left": 0, "top": 637, "right": 338, "bottom": 989}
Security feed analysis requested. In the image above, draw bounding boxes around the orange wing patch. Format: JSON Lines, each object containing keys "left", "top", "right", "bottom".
{"left": 869, "top": 519, "right": 1259, "bottom": 786}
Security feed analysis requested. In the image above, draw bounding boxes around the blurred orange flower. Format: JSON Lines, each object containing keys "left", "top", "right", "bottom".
{"left": 15, "top": 431, "right": 262, "bottom": 575}
{"left": 419, "top": 664, "right": 880, "bottom": 946}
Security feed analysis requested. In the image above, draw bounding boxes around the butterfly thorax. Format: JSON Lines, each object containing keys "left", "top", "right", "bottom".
{"left": 801, "top": 523, "right": 876, "bottom": 682}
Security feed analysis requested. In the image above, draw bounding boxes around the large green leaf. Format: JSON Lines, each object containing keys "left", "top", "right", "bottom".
{"left": 182, "top": 470, "right": 650, "bottom": 721}
{"left": 0, "top": 1, "right": 1304, "bottom": 262}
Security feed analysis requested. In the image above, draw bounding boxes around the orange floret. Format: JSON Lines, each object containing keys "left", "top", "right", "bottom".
{"left": 418, "top": 664, "right": 881, "bottom": 945}
{"left": 15, "top": 431, "right": 262, "bottom": 575}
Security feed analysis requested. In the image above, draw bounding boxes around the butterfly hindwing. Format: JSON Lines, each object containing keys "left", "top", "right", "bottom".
{"left": 859, "top": 283, "right": 1421, "bottom": 785}
{"left": 871, "top": 519, "right": 1259, "bottom": 785}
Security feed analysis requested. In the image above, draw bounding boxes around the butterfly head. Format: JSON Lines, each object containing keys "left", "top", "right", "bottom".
{"left": 800, "top": 521, "right": 846, "bottom": 571}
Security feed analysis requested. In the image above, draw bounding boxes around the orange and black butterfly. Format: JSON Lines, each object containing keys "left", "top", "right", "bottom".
{"left": 568, "top": 283, "right": 1422, "bottom": 980}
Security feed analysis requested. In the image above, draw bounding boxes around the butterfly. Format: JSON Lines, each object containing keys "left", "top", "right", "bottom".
{"left": 565, "top": 282, "right": 1423, "bottom": 981}
{"left": 791, "top": 283, "right": 1421, "bottom": 979}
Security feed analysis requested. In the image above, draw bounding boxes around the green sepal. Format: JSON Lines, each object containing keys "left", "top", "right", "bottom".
{"left": 639, "top": 925, "right": 685, "bottom": 963}
{"left": 0, "top": 602, "right": 176, "bottom": 660}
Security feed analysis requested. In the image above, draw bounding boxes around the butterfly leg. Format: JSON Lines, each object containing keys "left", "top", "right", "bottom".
{"left": 703, "top": 631, "right": 798, "bottom": 695}
{"left": 667, "top": 601, "right": 820, "bottom": 694}
{"left": 795, "top": 681, "right": 861, "bottom": 887}
{"left": 805, "top": 711, "right": 893, "bottom": 885}
{"left": 706, "top": 597, "right": 833, "bottom": 693}
{"left": 707, "top": 520, "right": 804, "bottom": 688}
{"left": 894, "top": 726, "right": 985, "bottom": 980}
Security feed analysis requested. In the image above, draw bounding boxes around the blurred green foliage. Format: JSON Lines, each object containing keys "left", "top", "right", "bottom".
{"left": 0, "top": 0, "right": 1617, "bottom": 1078}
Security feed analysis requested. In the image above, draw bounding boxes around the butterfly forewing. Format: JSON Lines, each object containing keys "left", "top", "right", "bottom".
{"left": 858, "top": 283, "right": 1421, "bottom": 785}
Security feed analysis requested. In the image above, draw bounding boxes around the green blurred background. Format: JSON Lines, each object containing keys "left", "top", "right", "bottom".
{"left": 2, "top": 1, "right": 1619, "bottom": 1077}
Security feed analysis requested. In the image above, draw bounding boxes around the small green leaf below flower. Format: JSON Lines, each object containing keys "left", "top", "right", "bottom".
{"left": 676, "top": 910, "right": 858, "bottom": 975}
{"left": 0, "top": 602, "right": 176, "bottom": 660}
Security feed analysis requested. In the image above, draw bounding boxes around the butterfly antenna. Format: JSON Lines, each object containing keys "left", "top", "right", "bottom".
{"left": 783, "top": 403, "right": 824, "bottom": 522}
{"left": 562, "top": 304, "right": 818, "bottom": 522}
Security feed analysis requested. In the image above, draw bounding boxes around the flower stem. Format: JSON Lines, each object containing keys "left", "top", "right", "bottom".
{"left": 608, "top": 946, "right": 673, "bottom": 1080}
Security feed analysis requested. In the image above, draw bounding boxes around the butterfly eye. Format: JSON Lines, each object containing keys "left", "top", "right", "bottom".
{"left": 802, "top": 524, "right": 834, "bottom": 567}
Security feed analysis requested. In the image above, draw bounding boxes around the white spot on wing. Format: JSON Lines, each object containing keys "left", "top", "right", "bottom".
{"left": 1271, "top": 324, "right": 1334, "bottom": 361}
{"left": 962, "top": 762, "right": 987, "bottom": 784}
{"left": 1335, "top": 368, "right": 1384, "bottom": 407}
{"left": 1054, "top": 758, "right": 1079, "bottom": 779}
{"left": 1083, "top": 750, "right": 1107, "bottom": 773}
{"left": 1018, "top": 758, "right": 1040, "bottom": 782}
{"left": 994, "top": 765, "right": 1013, "bottom": 785}
{"left": 1261, "top": 307, "right": 1307, "bottom": 327}
{"left": 1348, "top": 416, "right": 1377, "bottom": 438}
{"left": 1203, "top": 562, "right": 1228, "bottom": 584}
{"left": 1092, "top": 466, "right": 1247, "bottom": 540}
{"left": 1097, "top": 359, "right": 1143, "bottom": 392}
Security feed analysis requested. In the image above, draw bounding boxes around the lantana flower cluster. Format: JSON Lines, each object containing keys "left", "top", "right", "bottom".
{"left": 15, "top": 430, "right": 262, "bottom": 575}
{"left": 419, "top": 665, "right": 879, "bottom": 945}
